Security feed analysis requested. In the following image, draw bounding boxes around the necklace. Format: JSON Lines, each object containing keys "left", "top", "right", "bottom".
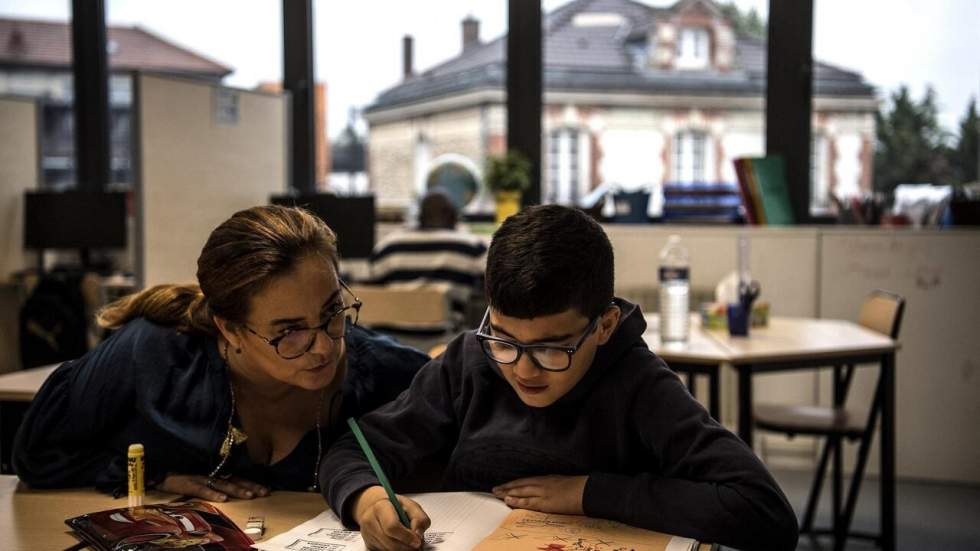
{"left": 210, "top": 340, "right": 335, "bottom": 492}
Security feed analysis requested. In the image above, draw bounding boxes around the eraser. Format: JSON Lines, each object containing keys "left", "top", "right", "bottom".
{"left": 244, "top": 515, "right": 265, "bottom": 537}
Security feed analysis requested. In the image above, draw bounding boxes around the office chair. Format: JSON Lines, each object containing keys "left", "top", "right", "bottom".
{"left": 754, "top": 289, "right": 905, "bottom": 551}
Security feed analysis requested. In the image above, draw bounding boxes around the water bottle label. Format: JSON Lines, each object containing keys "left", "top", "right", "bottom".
{"left": 659, "top": 267, "right": 689, "bottom": 282}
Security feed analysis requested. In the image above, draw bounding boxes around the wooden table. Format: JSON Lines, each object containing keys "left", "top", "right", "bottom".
{"left": 0, "top": 364, "right": 57, "bottom": 402}
{"left": 644, "top": 314, "right": 898, "bottom": 551}
{"left": 0, "top": 365, "right": 58, "bottom": 474}
{"left": 0, "top": 475, "right": 716, "bottom": 551}
{"left": 642, "top": 315, "right": 729, "bottom": 419}
{"left": 0, "top": 474, "right": 326, "bottom": 550}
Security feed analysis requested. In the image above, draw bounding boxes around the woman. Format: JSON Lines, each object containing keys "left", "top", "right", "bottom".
{"left": 13, "top": 205, "right": 429, "bottom": 501}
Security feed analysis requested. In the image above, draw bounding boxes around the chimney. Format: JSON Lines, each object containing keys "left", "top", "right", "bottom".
{"left": 7, "top": 25, "right": 26, "bottom": 55}
{"left": 462, "top": 16, "right": 480, "bottom": 52}
{"left": 402, "top": 35, "right": 414, "bottom": 79}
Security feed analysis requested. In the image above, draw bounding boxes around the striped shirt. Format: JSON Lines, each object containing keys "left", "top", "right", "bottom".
{"left": 369, "top": 229, "right": 488, "bottom": 323}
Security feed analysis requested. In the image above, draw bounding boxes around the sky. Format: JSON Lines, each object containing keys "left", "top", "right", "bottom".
{"left": 1, "top": 0, "right": 977, "bottom": 139}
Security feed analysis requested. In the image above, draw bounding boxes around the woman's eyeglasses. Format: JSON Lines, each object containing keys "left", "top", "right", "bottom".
{"left": 244, "top": 281, "right": 362, "bottom": 360}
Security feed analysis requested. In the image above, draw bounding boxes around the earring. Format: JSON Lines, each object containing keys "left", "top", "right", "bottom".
{"left": 235, "top": 347, "right": 242, "bottom": 354}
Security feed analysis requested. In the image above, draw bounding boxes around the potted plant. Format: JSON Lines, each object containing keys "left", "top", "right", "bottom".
{"left": 484, "top": 150, "right": 532, "bottom": 223}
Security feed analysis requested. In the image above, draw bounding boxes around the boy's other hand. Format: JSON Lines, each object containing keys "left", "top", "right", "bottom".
{"left": 492, "top": 475, "right": 587, "bottom": 515}
{"left": 353, "top": 486, "right": 430, "bottom": 551}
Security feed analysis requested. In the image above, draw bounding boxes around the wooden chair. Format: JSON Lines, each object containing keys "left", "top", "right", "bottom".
{"left": 348, "top": 284, "right": 455, "bottom": 353}
{"left": 754, "top": 290, "right": 905, "bottom": 551}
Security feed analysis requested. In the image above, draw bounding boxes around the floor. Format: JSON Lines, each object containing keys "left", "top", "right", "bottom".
{"left": 719, "top": 469, "right": 980, "bottom": 550}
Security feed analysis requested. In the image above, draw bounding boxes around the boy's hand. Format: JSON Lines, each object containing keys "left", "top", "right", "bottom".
{"left": 352, "top": 486, "right": 430, "bottom": 551}
{"left": 492, "top": 475, "right": 588, "bottom": 515}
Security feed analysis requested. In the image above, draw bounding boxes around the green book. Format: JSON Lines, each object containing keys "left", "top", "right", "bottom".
{"left": 750, "top": 156, "right": 795, "bottom": 225}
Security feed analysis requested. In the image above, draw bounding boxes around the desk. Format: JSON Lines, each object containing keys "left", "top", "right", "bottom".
{"left": 0, "top": 364, "right": 57, "bottom": 474}
{"left": 0, "top": 364, "right": 56, "bottom": 402}
{"left": 0, "top": 474, "right": 325, "bottom": 550}
{"left": 644, "top": 314, "right": 898, "bottom": 551}
{"left": 641, "top": 315, "right": 729, "bottom": 419}
{"left": 0, "top": 476, "right": 716, "bottom": 551}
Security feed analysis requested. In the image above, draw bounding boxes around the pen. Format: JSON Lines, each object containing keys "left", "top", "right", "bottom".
{"left": 346, "top": 417, "right": 411, "bottom": 528}
{"left": 127, "top": 443, "right": 144, "bottom": 508}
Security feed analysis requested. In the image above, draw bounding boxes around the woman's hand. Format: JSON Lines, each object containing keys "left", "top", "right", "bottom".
{"left": 492, "top": 475, "right": 588, "bottom": 515}
{"left": 353, "top": 486, "right": 430, "bottom": 551}
{"left": 156, "top": 473, "right": 270, "bottom": 502}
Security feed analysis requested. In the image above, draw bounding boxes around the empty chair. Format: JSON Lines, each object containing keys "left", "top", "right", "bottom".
{"left": 754, "top": 290, "right": 905, "bottom": 551}
{"left": 348, "top": 284, "right": 456, "bottom": 353}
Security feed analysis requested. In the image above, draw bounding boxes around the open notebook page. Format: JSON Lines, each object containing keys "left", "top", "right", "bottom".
{"left": 252, "top": 492, "right": 699, "bottom": 551}
{"left": 252, "top": 492, "right": 510, "bottom": 551}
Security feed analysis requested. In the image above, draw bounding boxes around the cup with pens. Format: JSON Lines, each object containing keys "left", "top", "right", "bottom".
{"left": 727, "top": 280, "right": 759, "bottom": 337}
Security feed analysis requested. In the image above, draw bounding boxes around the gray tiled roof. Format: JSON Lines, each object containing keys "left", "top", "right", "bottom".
{"left": 0, "top": 17, "right": 232, "bottom": 77}
{"left": 368, "top": 0, "right": 873, "bottom": 113}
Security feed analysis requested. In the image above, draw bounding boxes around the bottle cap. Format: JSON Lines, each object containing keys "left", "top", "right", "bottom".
{"left": 128, "top": 443, "right": 144, "bottom": 456}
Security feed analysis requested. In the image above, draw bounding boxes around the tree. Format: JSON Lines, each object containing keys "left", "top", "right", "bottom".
{"left": 950, "top": 97, "right": 979, "bottom": 185}
{"left": 873, "top": 85, "right": 955, "bottom": 192}
{"left": 718, "top": 2, "right": 766, "bottom": 40}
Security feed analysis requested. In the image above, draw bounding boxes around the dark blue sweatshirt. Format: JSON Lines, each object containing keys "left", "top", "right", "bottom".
{"left": 320, "top": 300, "right": 798, "bottom": 551}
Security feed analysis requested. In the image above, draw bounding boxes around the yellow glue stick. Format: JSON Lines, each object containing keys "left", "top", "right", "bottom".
{"left": 127, "top": 443, "right": 144, "bottom": 508}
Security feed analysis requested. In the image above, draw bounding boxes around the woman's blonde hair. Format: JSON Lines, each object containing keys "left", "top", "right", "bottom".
{"left": 97, "top": 205, "right": 338, "bottom": 335}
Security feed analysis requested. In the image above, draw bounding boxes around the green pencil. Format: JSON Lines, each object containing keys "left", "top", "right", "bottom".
{"left": 347, "top": 417, "right": 411, "bottom": 528}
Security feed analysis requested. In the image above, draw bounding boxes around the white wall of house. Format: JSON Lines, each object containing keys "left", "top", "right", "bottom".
{"left": 0, "top": 70, "right": 132, "bottom": 105}
{"left": 367, "top": 121, "right": 417, "bottom": 209}
{"left": 368, "top": 99, "right": 875, "bottom": 214}
{"left": 369, "top": 106, "right": 485, "bottom": 210}
{"left": 0, "top": 70, "right": 72, "bottom": 101}
{"left": 816, "top": 111, "right": 876, "bottom": 201}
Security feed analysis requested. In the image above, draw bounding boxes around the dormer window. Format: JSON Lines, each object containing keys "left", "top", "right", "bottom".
{"left": 676, "top": 27, "right": 710, "bottom": 70}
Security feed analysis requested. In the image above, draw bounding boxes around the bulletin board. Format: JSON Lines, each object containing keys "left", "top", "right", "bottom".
{"left": 134, "top": 73, "right": 288, "bottom": 287}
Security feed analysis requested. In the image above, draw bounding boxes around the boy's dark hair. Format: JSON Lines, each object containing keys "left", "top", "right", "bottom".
{"left": 486, "top": 205, "right": 614, "bottom": 320}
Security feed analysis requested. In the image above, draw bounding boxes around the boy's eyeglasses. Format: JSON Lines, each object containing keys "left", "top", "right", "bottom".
{"left": 474, "top": 307, "right": 600, "bottom": 372}
{"left": 244, "top": 281, "right": 362, "bottom": 360}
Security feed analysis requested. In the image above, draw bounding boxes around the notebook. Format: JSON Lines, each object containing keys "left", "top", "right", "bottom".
{"left": 749, "top": 156, "right": 795, "bottom": 225}
{"left": 253, "top": 492, "right": 699, "bottom": 551}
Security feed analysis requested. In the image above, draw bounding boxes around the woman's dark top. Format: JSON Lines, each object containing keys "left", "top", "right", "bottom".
{"left": 12, "top": 317, "right": 429, "bottom": 493}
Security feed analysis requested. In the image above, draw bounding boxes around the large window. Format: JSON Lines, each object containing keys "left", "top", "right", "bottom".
{"left": 673, "top": 130, "right": 709, "bottom": 184}
{"left": 319, "top": 1, "right": 506, "bottom": 215}
{"left": 40, "top": 102, "right": 75, "bottom": 189}
{"left": 547, "top": 127, "right": 590, "bottom": 205}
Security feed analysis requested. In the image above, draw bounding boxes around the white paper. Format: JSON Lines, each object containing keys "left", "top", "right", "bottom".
{"left": 665, "top": 537, "right": 699, "bottom": 551}
{"left": 252, "top": 492, "right": 510, "bottom": 551}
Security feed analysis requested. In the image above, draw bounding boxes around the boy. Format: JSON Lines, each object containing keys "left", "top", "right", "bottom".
{"left": 321, "top": 205, "right": 798, "bottom": 551}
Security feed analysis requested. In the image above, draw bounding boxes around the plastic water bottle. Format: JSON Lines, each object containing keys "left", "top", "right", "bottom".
{"left": 659, "top": 234, "right": 690, "bottom": 342}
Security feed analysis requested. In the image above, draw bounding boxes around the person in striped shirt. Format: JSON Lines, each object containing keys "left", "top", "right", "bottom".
{"left": 369, "top": 191, "right": 487, "bottom": 335}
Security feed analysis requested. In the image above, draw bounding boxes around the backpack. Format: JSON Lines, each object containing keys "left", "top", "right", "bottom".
{"left": 19, "top": 271, "right": 89, "bottom": 369}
